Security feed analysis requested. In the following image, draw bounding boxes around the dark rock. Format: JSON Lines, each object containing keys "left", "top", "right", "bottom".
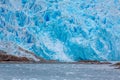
{"left": 78, "top": 60, "right": 111, "bottom": 64}
{"left": 114, "top": 62, "right": 120, "bottom": 66}
{"left": 0, "top": 50, "right": 30, "bottom": 62}
{"left": 46, "top": 60, "right": 58, "bottom": 63}
{"left": 18, "top": 47, "right": 47, "bottom": 62}
{"left": 0, "top": 50, "right": 58, "bottom": 63}
{"left": 113, "top": 62, "right": 120, "bottom": 69}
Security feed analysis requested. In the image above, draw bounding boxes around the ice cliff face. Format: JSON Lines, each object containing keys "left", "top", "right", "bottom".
{"left": 0, "top": 0, "right": 120, "bottom": 61}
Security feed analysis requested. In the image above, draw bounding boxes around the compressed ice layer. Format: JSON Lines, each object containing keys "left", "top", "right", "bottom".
{"left": 0, "top": 0, "right": 120, "bottom": 61}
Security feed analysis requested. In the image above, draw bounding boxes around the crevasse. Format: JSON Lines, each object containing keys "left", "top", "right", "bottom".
{"left": 0, "top": 0, "right": 120, "bottom": 61}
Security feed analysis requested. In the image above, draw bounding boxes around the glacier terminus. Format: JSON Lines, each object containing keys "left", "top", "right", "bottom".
{"left": 0, "top": 0, "right": 120, "bottom": 61}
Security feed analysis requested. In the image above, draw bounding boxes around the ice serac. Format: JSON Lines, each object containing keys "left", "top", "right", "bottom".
{"left": 0, "top": 0, "right": 120, "bottom": 61}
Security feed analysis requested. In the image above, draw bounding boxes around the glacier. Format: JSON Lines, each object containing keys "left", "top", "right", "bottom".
{"left": 0, "top": 0, "right": 120, "bottom": 61}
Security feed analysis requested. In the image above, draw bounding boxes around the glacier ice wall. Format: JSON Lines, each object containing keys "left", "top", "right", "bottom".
{"left": 0, "top": 0, "right": 120, "bottom": 61}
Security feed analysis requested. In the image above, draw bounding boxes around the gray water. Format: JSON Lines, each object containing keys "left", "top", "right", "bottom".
{"left": 0, "top": 64, "right": 120, "bottom": 80}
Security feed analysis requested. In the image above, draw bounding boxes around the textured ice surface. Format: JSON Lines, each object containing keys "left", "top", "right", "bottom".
{"left": 0, "top": 64, "right": 120, "bottom": 80}
{"left": 0, "top": 0, "right": 120, "bottom": 61}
